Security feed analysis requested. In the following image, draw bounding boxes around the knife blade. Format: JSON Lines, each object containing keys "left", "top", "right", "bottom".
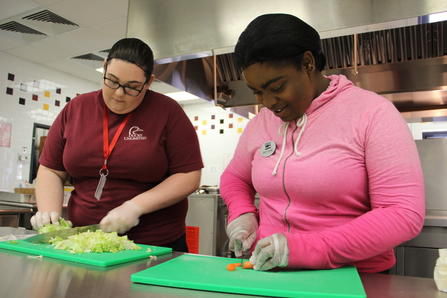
{"left": 240, "top": 251, "right": 250, "bottom": 264}
{"left": 24, "top": 224, "right": 101, "bottom": 244}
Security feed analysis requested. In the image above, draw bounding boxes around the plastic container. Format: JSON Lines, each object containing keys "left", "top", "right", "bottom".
{"left": 434, "top": 248, "right": 447, "bottom": 292}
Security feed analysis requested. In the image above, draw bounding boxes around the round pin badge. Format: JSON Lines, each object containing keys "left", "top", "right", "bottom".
{"left": 260, "top": 141, "right": 276, "bottom": 157}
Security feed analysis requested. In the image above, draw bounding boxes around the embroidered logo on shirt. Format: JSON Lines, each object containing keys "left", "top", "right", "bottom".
{"left": 124, "top": 126, "right": 147, "bottom": 141}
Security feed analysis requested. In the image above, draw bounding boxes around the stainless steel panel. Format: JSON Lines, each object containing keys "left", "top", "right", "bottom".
{"left": 186, "top": 194, "right": 218, "bottom": 255}
{"left": 415, "top": 139, "right": 447, "bottom": 210}
{"left": 425, "top": 210, "right": 447, "bottom": 227}
{"left": 393, "top": 226, "right": 447, "bottom": 277}
{"left": 128, "top": 0, "right": 372, "bottom": 60}
{"left": 404, "top": 226, "right": 447, "bottom": 248}
{"left": 403, "top": 247, "right": 438, "bottom": 278}
{"left": 390, "top": 246, "right": 406, "bottom": 275}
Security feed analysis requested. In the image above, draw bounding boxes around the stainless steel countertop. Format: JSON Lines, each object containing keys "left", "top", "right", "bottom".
{"left": 0, "top": 248, "right": 445, "bottom": 298}
{"left": 0, "top": 191, "right": 36, "bottom": 209}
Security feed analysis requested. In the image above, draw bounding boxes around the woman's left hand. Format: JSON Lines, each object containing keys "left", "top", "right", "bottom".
{"left": 100, "top": 200, "right": 143, "bottom": 234}
{"left": 249, "top": 233, "right": 289, "bottom": 271}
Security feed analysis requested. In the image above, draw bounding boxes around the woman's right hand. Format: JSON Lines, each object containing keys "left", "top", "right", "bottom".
{"left": 226, "top": 212, "right": 258, "bottom": 257}
{"left": 30, "top": 211, "right": 60, "bottom": 230}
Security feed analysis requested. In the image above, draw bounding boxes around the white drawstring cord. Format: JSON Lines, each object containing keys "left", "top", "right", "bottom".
{"left": 272, "top": 122, "right": 289, "bottom": 176}
{"left": 293, "top": 114, "right": 307, "bottom": 156}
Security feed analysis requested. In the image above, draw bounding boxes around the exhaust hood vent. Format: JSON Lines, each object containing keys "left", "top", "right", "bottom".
{"left": 71, "top": 53, "right": 104, "bottom": 69}
{"left": 22, "top": 10, "right": 78, "bottom": 27}
{"left": 216, "top": 20, "right": 447, "bottom": 84}
{"left": 0, "top": 21, "right": 46, "bottom": 35}
{"left": 323, "top": 21, "right": 446, "bottom": 69}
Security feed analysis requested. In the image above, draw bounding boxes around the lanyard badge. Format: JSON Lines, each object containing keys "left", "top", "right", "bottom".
{"left": 94, "top": 109, "right": 130, "bottom": 200}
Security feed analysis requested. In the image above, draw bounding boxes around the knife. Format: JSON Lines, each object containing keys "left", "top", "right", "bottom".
{"left": 24, "top": 224, "right": 101, "bottom": 244}
{"left": 240, "top": 251, "right": 250, "bottom": 264}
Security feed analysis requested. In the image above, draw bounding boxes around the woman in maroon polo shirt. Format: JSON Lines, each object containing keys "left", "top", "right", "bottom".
{"left": 30, "top": 38, "right": 203, "bottom": 251}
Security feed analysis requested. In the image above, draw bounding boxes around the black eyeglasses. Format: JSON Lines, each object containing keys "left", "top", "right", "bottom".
{"left": 103, "top": 76, "right": 147, "bottom": 96}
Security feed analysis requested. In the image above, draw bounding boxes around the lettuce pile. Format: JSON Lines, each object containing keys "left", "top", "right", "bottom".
{"left": 49, "top": 230, "right": 141, "bottom": 253}
{"left": 38, "top": 218, "right": 72, "bottom": 234}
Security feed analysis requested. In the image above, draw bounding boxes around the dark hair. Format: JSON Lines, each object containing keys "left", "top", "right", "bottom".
{"left": 106, "top": 38, "right": 154, "bottom": 78}
{"left": 235, "top": 14, "right": 326, "bottom": 71}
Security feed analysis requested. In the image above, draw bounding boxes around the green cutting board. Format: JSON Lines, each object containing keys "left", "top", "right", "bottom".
{"left": 131, "top": 254, "right": 366, "bottom": 297}
{"left": 0, "top": 240, "right": 171, "bottom": 267}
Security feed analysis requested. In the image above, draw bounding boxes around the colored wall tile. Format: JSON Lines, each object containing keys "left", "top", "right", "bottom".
{"left": 194, "top": 116, "right": 199, "bottom": 121}
{"left": 194, "top": 126, "right": 198, "bottom": 130}
{"left": 43, "top": 103, "right": 49, "bottom": 111}
{"left": 32, "top": 94, "right": 38, "bottom": 101}
{"left": 55, "top": 100, "right": 60, "bottom": 107}
{"left": 219, "top": 129, "right": 224, "bottom": 134}
{"left": 202, "top": 120, "right": 207, "bottom": 125}
{"left": 211, "top": 124, "right": 215, "bottom": 129}
{"left": 220, "top": 119, "right": 224, "bottom": 124}
{"left": 237, "top": 128, "right": 244, "bottom": 134}
{"left": 66, "top": 96, "right": 71, "bottom": 102}
{"left": 19, "top": 98, "right": 25, "bottom": 105}
{"left": 6, "top": 87, "right": 13, "bottom": 95}
{"left": 44, "top": 90, "right": 51, "bottom": 97}
{"left": 56, "top": 88, "right": 61, "bottom": 94}
{"left": 229, "top": 123, "right": 233, "bottom": 128}
{"left": 201, "top": 130, "right": 207, "bottom": 135}
{"left": 7, "top": 73, "right": 14, "bottom": 81}
{"left": 229, "top": 113, "right": 233, "bottom": 118}
{"left": 237, "top": 117, "right": 244, "bottom": 123}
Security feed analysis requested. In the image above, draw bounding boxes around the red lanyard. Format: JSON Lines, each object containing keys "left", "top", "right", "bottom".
{"left": 101, "top": 109, "right": 130, "bottom": 171}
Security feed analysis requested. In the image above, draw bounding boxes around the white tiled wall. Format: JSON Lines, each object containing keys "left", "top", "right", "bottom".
{"left": 182, "top": 102, "right": 249, "bottom": 186}
{"left": 0, "top": 51, "right": 99, "bottom": 191}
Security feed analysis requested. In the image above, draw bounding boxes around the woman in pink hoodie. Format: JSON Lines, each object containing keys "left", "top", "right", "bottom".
{"left": 220, "top": 13, "right": 425, "bottom": 273}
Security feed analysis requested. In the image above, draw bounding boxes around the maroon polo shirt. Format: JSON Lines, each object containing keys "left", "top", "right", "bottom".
{"left": 40, "top": 89, "right": 203, "bottom": 245}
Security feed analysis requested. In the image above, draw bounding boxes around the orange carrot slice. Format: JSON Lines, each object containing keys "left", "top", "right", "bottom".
{"left": 242, "top": 261, "right": 254, "bottom": 269}
{"left": 226, "top": 262, "right": 242, "bottom": 271}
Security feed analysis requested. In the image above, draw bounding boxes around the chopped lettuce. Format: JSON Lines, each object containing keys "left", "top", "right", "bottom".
{"left": 49, "top": 230, "right": 141, "bottom": 253}
{"left": 38, "top": 218, "right": 72, "bottom": 234}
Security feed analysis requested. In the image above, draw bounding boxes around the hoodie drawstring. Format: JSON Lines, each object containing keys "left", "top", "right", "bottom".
{"left": 294, "top": 114, "right": 307, "bottom": 156}
{"left": 271, "top": 114, "right": 308, "bottom": 176}
{"left": 272, "top": 122, "right": 289, "bottom": 176}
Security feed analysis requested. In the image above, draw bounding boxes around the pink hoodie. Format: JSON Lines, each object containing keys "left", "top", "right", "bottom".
{"left": 220, "top": 75, "right": 425, "bottom": 273}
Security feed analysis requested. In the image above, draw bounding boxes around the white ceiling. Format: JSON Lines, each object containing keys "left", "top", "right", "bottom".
{"left": 0, "top": 0, "right": 128, "bottom": 82}
{"left": 0, "top": 0, "right": 205, "bottom": 104}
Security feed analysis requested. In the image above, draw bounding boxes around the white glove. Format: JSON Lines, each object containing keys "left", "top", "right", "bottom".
{"left": 434, "top": 249, "right": 447, "bottom": 292}
{"left": 30, "top": 211, "right": 60, "bottom": 230}
{"left": 100, "top": 200, "right": 143, "bottom": 234}
{"left": 249, "top": 233, "right": 289, "bottom": 271}
{"left": 226, "top": 212, "right": 258, "bottom": 257}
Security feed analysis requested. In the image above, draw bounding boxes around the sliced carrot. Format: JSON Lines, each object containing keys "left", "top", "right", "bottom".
{"left": 242, "top": 261, "right": 254, "bottom": 269}
{"left": 226, "top": 262, "right": 242, "bottom": 271}
{"left": 226, "top": 264, "right": 236, "bottom": 271}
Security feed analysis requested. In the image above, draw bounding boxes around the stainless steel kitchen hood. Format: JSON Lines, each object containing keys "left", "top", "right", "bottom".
{"left": 128, "top": 0, "right": 447, "bottom": 118}
{"left": 128, "top": 0, "right": 447, "bottom": 61}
